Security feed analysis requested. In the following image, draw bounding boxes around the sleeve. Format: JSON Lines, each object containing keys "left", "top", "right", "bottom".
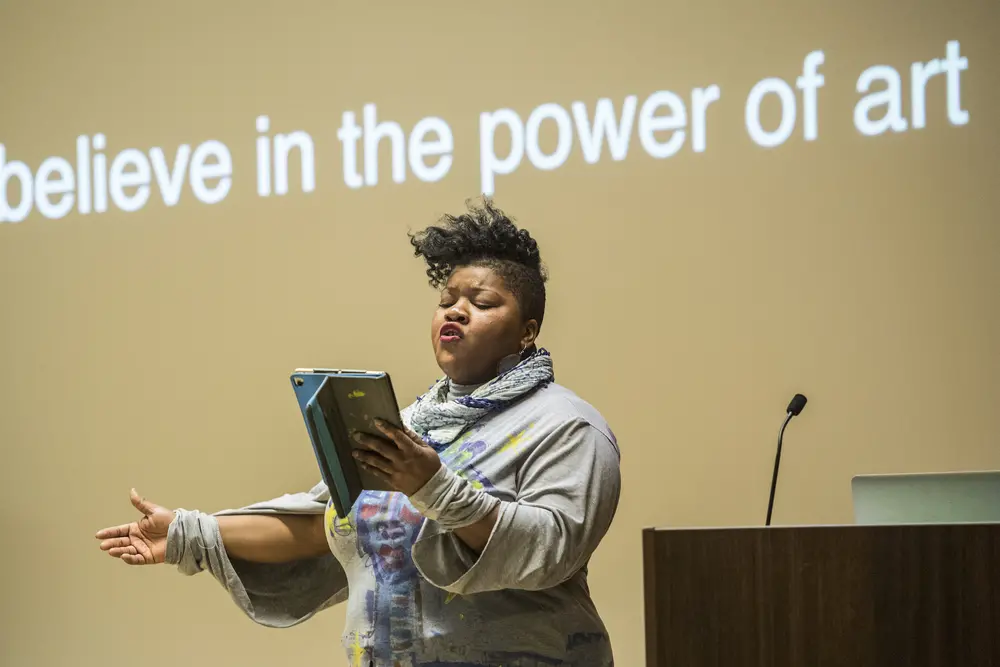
{"left": 409, "top": 418, "right": 621, "bottom": 594}
{"left": 164, "top": 481, "right": 349, "bottom": 628}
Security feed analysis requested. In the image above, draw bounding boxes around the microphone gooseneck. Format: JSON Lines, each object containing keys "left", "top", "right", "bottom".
{"left": 765, "top": 394, "right": 808, "bottom": 526}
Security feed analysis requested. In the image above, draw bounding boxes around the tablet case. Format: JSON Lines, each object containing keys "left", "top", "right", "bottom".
{"left": 290, "top": 370, "right": 401, "bottom": 518}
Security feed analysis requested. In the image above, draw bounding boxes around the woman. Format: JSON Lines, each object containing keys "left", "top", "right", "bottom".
{"left": 95, "top": 199, "right": 622, "bottom": 667}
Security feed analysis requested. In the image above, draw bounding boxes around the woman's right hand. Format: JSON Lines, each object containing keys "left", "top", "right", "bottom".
{"left": 95, "top": 489, "right": 175, "bottom": 565}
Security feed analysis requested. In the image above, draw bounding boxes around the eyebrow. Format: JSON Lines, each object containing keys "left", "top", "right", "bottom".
{"left": 443, "top": 285, "right": 498, "bottom": 294}
{"left": 441, "top": 285, "right": 503, "bottom": 298}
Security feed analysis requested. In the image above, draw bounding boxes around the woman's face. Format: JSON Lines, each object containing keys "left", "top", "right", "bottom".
{"left": 431, "top": 265, "right": 536, "bottom": 385}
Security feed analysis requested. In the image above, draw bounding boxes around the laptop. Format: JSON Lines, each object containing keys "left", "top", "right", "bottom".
{"left": 852, "top": 470, "right": 1000, "bottom": 524}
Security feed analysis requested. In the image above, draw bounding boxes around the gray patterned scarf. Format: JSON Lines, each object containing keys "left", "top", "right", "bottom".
{"left": 406, "top": 348, "right": 554, "bottom": 448}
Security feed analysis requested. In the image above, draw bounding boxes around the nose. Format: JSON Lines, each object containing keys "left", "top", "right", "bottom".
{"left": 445, "top": 305, "right": 469, "bottom": 324}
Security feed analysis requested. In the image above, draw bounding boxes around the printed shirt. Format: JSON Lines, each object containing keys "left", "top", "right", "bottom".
{"left": 323, "top": 382, "right": 621, "bottom": 667}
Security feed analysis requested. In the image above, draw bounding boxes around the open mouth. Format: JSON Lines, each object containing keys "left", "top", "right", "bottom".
{"left": 439, "top": 324, "right": 463, "bottom": 341}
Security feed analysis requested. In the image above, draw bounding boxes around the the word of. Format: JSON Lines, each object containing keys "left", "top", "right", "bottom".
{"left": 744, "top": 51, "right": 826, "bottom": 147}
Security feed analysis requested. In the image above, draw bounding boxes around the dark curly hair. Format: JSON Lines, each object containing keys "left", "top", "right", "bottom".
{"left": 409, "top": 198, "right": 548, "bottom": 329}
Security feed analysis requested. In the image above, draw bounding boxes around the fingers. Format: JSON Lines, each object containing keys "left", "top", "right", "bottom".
{"left": 110, "top": 541, "right": 153, "bottom": 565}
{"left": 129, "top": 488, "right": 157, "bottom": 516}
{"left": 99, "top": 536, "right": 133, "bottom": 551}
{"left": 95, "top": 523, "right": 131, "bottom": 540}
{"left": 96, "top": 490, "right": 156, "bottom": 540}
{"left": 373, "top": 420, "right": 424, "bottom": 452}
{"left": 353, "top": 432, "right": 402, "bottom": 464}
{"left": 109, "top": 545, "right": 137, "bottom": 558}
{"left": 353, "top": 450, "right": 394, "bottom": 475}
{"left": 121, "top": 552, "right": 149, "bottom": 565}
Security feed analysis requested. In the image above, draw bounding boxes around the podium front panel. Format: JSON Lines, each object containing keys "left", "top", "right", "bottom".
{"left": 642, "top": 524, "right": 1000, "bottom": 667}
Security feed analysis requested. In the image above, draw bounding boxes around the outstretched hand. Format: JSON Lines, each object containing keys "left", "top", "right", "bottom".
{"left": 95, "top": 489, "right": 175, "bottom": 565}
{"left": 352, "top": 420, "right": 443, "bottom": 496}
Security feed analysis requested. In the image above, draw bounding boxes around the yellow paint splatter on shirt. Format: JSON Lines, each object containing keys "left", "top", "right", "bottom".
{"left": 326, "top": 503, "right": 353, "bottom": 537}
{"left": 349, "top": 634, "right": 365, "bottom": 667}
{"left": 499, "top": 424, "right": 534, "bottom": 454}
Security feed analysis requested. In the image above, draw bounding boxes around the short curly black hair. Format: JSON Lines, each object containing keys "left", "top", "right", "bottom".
{"left": 409, "top": 198, "right": 548, "bottom": 329}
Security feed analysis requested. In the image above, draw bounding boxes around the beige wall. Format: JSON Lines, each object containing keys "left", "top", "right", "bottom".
{"left": 2, "top": 1, "right": 998, "bottom": 665}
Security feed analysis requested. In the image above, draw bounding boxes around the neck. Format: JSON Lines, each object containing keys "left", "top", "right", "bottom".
{"left": 447, "top": 379, "right": 484, "bottom": 400}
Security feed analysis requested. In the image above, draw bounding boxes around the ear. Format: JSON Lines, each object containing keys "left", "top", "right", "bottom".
{"left": 520, "top": 319, "right": 539, "bottom": 351}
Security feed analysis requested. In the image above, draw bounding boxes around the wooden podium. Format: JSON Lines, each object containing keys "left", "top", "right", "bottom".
{"left": 642, "top": 524, "right": 1000, "bottom": 666}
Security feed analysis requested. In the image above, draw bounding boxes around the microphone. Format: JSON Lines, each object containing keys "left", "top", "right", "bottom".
{"left": 765, "top": 393, "right": 808, "bottom": 526}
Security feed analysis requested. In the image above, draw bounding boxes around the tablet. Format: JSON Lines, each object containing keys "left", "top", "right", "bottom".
{"left": 290, "top": 368, "right": 404, "bottom": 517}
